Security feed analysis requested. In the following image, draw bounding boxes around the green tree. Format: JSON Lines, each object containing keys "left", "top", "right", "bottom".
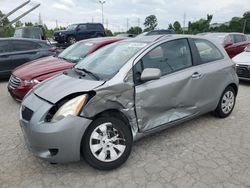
{"left": 188, "top": 14, "right": 213, "bottom": 34}
{"left": 105, "top": 29, "right": 113, "bottom": 36}
{"left": 0, "top": 10, "right": 15, "bottom": 37}
{"left": 144, "top": 15, "right": 158, "bottom": 31}
{"left": 228, "top": 17, "right": 244, "bottom": 32}
{"left": 127, "top": 26, "right": 142, "bottom": 34}
{"left": 15, "top": 20, "right": 23, "bottom": 28}
{"left": 168, "top": 23, "right": 174, "bottom": 30}
{"left": 25, "top": 22, "right": 34, "bottom": 26}
{"left": 242, "top": 11, "right": 250, "bottom": 33}
{"left": 173, "top": 21, "right": 182, "bottom": 33}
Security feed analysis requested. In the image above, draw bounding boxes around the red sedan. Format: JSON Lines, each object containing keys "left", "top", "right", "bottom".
{"left": 200, "top": 33, "right": 250, "bottom": 58}
{"left": 8, "top": 37, "right": 126, "bottom": 101}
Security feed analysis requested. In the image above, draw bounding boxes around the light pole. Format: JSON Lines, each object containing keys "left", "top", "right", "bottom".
{"left": 99, "top": 0, "right": 106, "bottom": 25}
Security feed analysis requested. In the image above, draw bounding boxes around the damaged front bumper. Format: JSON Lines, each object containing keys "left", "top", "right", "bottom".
{"left": 20, "top": 92, "right": 92, "bottom": 163}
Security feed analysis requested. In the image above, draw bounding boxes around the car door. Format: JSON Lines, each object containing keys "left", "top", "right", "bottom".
{"left": 134, "top": 38, "right": 202, "bottom": 132}
{"left": 0, "top": 40, "right": 12, "bottom": 77}
{"left": 76, "top": 24, "right": 88, "bottom": 40}
{"left": 228, "top": 34, "right": 246, "bottom": 57}
{"left": 87, "top": 24, "right": 97, "bottom": 38}
{"left": 191, "top": 38, "right": 228, "bottom": 111}
{"left": 9, "top": 40, "right": 41, "bottom": 70}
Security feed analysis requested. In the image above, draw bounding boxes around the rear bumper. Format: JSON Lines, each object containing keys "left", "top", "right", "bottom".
{"left": 20, "top": 92, "right": 92, "bottom": 163}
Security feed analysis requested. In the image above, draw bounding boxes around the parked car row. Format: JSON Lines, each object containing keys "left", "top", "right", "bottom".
{"left": 16, "top": 34, "right": 239, "bottom": 170}
{"left": 198, "top": 32, "right": 250, "bottom": 58}
{"left": 8, "top": 37, "right": 126, "bottom": 100}
{"left": 0, "top": 38, "right": 56, "bottom": 79}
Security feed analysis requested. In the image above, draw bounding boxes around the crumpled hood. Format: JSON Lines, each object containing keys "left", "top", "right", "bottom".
{"left": 13, "top": 56, "right": 73, "bottom": 80}
{"left": 33, "top": 74, "right": 105, "bottom": 104}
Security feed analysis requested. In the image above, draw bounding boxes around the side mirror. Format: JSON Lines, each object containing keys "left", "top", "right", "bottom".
{"left": 141, "top": 68, "right": 162, "bottom": 82}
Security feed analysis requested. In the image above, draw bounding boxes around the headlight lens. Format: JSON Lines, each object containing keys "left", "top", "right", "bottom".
{"left": 24, "top": 79, "right": 40, "bottom": 86}
{"left": 51, "top": 94, "right": 88, "bottom": 122}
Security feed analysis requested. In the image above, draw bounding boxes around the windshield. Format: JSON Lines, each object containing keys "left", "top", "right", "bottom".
{"left": 75, "top": 41, "right": 148, "bottom": 80}
{"left": 58, "top": 42, "right": 96, "bottom": 63}
{"left": 67, "top": 24, "right": 78, "bottom": 30}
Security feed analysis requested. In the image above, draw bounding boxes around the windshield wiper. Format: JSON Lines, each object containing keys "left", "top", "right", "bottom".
{"left": 58, "top": 56, "right": 73, "bottom": 63}
{"left": 75, "top": 68, "right": 100, "bottom": 80}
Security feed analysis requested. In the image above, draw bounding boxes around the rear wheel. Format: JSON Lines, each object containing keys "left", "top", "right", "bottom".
{"left": 83, "top": 117, "right": 133, "bottom": 170}
{"left": 214, "top": 86, "right": 236, "bottom": 118}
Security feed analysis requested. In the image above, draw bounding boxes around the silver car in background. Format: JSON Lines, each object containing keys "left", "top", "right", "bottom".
{"left": 233, "top": 45, "right": 250, "bottom": 81}
{"left": 20, "top": 35, "right": 239, "bottom": 170}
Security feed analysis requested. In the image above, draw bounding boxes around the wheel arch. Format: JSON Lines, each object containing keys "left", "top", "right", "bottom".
{"left": 227, "top": 83, "right": 238, "bottom": 96}
{"left": 80, "top": 109, "right": 133, "bottom": 155}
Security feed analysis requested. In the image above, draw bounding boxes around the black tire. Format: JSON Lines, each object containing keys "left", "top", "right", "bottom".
{"left": 67, "top": 36, "right": 76, "bottom": 45}
{"left": 214, "top": 86, "right": 236, "bottom": 118}
{"left": 82, "top": 117, "right": 133, "bottom": 170}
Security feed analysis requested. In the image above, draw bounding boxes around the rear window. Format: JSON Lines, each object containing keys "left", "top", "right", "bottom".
{"left": 194, "top": 39, "right": 224, "bottom": 63}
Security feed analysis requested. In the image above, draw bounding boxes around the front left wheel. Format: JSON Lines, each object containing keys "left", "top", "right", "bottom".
{"left": 82, "top": 117, "right": 133, "bottom": 170}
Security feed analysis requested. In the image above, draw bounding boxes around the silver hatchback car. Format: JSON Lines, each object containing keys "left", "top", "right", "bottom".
{"left": 20, "top": 35, "right": 239, "bottom": 170}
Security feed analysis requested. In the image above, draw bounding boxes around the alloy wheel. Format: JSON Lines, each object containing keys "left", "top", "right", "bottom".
{"left": 89, "top": 122, "right": 126, "bottom": 162}
{"left": 221, "top": 91, "right": 235, "bottom": 114}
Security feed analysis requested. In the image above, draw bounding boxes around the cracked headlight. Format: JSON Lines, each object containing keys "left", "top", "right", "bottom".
{"left": 51, "top": 94, "right": 88, "bottom": 122}
{"left": 24, "top": 79, "right": 40, "bottom": 86}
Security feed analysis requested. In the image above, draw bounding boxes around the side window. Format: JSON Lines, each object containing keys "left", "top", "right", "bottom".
{"left": 134, "top": 39, "right": 193, "bottom": 84}
{"left": 233, "top": 34, "right": 244, "bottom": 43}
{"left": 242, "top": 35, "right": 247, "bottom": 42}
{"left": 11, "top": 41, "right": 40, "bottom": 52}
{"left": 97, "top": 24, "right": 104, "bottom": 31}
{"left": 88, "top": 24, "right": 97, "bottom": 30}
{"left": 0, "top": 41, "right": 10, "bottom": 53}
{"left": 194, "top": 39, "right": 224, "bottom": 64}
{"left": 141, "top": 39, "right": 192, "bottom": 76}
{"left": 78, "top": 24, "right": 87, "bottom": 31}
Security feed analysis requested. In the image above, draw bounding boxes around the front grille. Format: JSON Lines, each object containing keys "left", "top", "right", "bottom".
{"left": 21, "top": 106, "right": 33, "bottom": 121}
{"left": 8, "top": 75, "right": 21, "bottom": 89}
{"left": 237, "top": 65, "right": 250, "bottom": 78}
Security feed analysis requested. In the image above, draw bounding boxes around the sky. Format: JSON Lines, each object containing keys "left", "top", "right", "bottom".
{"left": 0, "top": 0, "right": 249, "bottom": 32}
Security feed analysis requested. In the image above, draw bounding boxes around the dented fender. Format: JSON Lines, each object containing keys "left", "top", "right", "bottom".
{"left": 81, "top": 80, "right": 139, "bottom": 138}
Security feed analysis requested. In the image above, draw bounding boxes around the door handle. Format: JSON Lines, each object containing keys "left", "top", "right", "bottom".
{"left": 191, "top": 72, "right": 202, "bottom": 79}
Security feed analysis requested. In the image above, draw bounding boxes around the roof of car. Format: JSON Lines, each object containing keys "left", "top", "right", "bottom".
{"left": 199, "top": 32, "right": 244, "bottom": 35}
{"left": 127, "top": 35, "right": 167, "bottom": 43}
{"left": 77, "top": 37, "right": 127, "bottom": 44}
{"left": 71, "top": 23, "right": 103, "bottom": 25}
{"left": 0, "top": 37, "right": 48, "bottom": 43}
